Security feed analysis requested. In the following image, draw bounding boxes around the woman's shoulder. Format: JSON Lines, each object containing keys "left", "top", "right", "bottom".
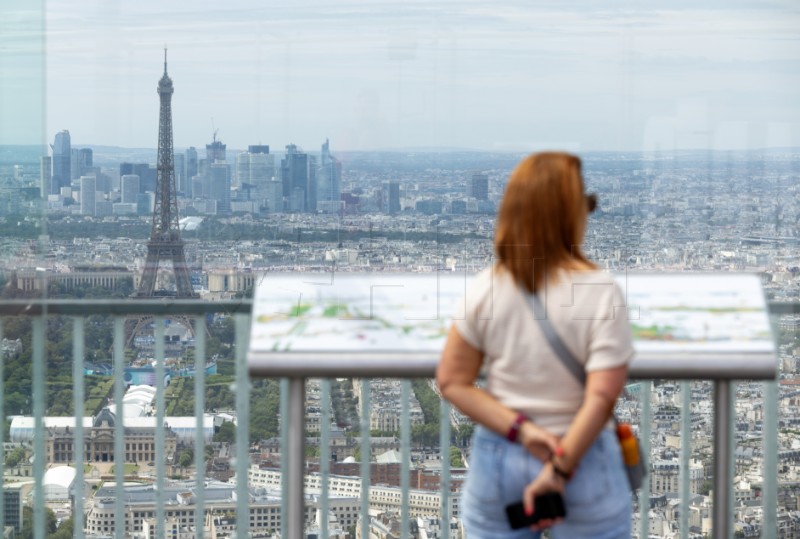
{"left": 550, "top": 269, "right": 625, "bottom": 306}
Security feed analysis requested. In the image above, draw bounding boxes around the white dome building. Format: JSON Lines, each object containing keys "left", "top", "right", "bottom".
{"left": 43, "top": 465, "right": 76, "bottom": 501}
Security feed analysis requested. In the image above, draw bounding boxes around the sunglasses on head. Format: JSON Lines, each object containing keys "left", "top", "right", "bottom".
{"left": 585, "top": 193, "right": 597, "bottom": 213}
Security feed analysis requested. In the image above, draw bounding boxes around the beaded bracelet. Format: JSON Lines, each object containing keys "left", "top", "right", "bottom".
{"left": 506, "top": 413, "right": 527, "bottom": 442}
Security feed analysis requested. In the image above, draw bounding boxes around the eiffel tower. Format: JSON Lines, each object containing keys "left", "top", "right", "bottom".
{"left": 126, "top": 50, "right": 199, "bottom": 346}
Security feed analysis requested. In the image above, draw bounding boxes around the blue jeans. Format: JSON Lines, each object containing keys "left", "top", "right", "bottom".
{"left": 461, "top": 426, "right": 632, "bottom": 539}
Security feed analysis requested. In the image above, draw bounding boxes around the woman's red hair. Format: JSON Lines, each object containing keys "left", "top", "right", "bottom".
{"left": 495, "top": 152, "right": 595, "bottom": 293}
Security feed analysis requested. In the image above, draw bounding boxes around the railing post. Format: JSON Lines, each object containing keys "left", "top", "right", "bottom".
{"left": 32, "top": 317, "right": 46, "bottom": 539}
{"left": 713, "top": 380, "right": 732, "bottom": 539}
{"left": 286, "top": 376, "right": 306, "bottom": 539}
{"left": 320, "top": 379, "right": 332, "bottom": 539}
{"left": 763, "top": 380, "right": 778, "bottom": 539}
{"left": 401, "top": 380, "right": 411, "bottom": 538}
{"left": 359, "top": 379, "right": 371, "bottom": 539}
{"left": 155, "top": 317, "right": 166, "bottom": 535}
{"left": 235, "top": 314, "right": 251, "bottom": 539}
{"left": 680, "top": 380, "right": 690, "bottom": 539}
{"left": 72, "top": 318, "right": 86, "bottom": 539}
{"left": 638, "top": 380, "right": 651, "bottom": 539}
{"left": 113, "top": 318, "right": 126, "bottom": 539}
{"left": 439, "top": 397, "right": 451, "bottom": 539}
{"left": 194, "top": 316, "right": 207, "bottom": 539}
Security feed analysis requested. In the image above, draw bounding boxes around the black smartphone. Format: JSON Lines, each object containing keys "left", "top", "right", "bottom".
{"left": 505, "top": 492, "right": 566, "bottom": 529}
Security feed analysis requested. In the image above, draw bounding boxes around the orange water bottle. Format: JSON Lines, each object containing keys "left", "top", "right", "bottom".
{"left": 617, "top": 423, "right": 644, "bottom": 489}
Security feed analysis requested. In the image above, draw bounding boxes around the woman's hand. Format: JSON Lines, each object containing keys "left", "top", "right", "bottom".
{"left": 522, "top": 463, "right": 566, "bottom": 531}
{"left": 519, "top": 421, "right": 561, "bottom": 462}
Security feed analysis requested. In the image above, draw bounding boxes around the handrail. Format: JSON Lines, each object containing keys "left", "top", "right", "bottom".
{"left": 0, "top": 298, "right": 252, "bottom": 316}
{"left": 0, "top": 298, "right": 793, "bottom": 539}
{"left": 0, "top": 297, "right": 794, "bottom": 315}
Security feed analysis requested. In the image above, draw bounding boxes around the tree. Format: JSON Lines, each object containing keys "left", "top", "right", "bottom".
{"left": 214, "top": 421, "right": 236, "bottom": 443}
{"left": 179, "top": 449, "right": 193, "bottom": 469}
{"left": 20, "top": 506, "right": 56, "bottom": 538}
{"left": 6, "top": 447, "right": 25, "bottom": 468}
{"left": 449, "top": 446, "right": 464, "bottom": 468}
{"left": 50, "top": 516, "right": 73, "bottom": 539}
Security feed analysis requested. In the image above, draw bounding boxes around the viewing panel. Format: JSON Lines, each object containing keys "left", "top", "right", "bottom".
{"left": 248, "top": 272, "right": 776, "bottom": 380}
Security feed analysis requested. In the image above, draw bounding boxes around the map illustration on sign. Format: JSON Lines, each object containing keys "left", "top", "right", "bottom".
{"left": 249, "top": 271, "right": 775, "bottom": 368}
{"left": 623, "top": 273, "right": 773, "bottom": 354}
{"left": 249, "top": 273, "right": 467, "bottom": 353}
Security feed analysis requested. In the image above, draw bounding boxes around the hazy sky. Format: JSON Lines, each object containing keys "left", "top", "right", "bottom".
{"left": 3, "top": 0, "right": 800, "bottom": 151}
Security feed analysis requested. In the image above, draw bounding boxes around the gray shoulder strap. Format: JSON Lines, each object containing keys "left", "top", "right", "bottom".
{"left": 528, "top": 294, "right": 587, "bottom": 386}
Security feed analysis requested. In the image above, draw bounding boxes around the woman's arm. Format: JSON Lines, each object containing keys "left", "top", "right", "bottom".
{"left": 523, "top": 364, "right": 628, "bottom": 513}
{"left": 436, "top": 325, "right": 560, "bottom": 461}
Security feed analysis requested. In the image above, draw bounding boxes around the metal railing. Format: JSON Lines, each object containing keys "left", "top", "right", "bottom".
{"left": 0, "top": 299, "right": 795, "bottom": 539}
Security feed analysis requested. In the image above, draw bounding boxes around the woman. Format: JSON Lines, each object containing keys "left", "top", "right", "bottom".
{"left": 436, "top": 152, "right": 633, "bottom": 538}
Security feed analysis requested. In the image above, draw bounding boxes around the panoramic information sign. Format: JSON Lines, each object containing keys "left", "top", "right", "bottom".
{"left": 248, "top": 272, "right": 776, "bottom": 379}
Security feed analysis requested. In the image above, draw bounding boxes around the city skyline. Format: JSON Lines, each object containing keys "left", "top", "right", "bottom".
{"left": 3, "top": 1, "right": 800, "bottom": 152}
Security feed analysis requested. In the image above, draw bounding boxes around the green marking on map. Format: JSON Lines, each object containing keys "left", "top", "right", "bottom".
{"left": 289, "top": 304, "right": 313, "bottom": 317}
{"left": 323, "top": 304, "right": 349, "bottom": 318}
{"left": 631, "top": 323, "right": 677, "bottom": 340}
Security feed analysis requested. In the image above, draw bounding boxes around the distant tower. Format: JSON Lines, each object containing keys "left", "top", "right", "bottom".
{"left": 79, "top": 175, "right": 97, "bottom": 216}
{"left": 316, "top": 138, "right": 342, "bottom": 214}
{"left": 468, "top": 172, "right": 489, "bottom": 201}
{"left": 281, "top": 144, "right": 309, "bottom": 212}
{"left": 51, "top": 130, "right": 71, "bottom": 194}
{"left": 127, "top": 50, "right": 198, "bottom": 345}
{"left": 40, "top": 156, "right": 52, "bottom": 198}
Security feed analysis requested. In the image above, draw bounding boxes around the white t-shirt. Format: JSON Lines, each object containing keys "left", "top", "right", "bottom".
{"left": 453, "top": 266, "right": 635, "bottom": 435}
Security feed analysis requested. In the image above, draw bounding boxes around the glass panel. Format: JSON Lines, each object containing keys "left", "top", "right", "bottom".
{"left": 1, "top": 1, "right": 797, "bottom": 537}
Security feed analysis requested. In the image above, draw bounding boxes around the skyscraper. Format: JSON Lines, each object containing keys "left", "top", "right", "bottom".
{"left": 382, "top": 181, "right": 401, "bottom": 215}
{"left": 40, "top": 156, "right": 52, "bottom": 198}
{"left": 208, "top": 163, "right": 231, "bottom": 214}
{"left": 173, "top": 152, "right": 186, "bottom": 195}
{"left": 237, "top": 148, "right": 275, "bottom": 213}
{"left": 281, "top": 144, "right": 309, "bottom": 212}
{"left": 236, "top": 149, "right": 274, "bottom": 187}
{"left": 77, "top": 148, "right": 93, "bottom": 177}
{"left": 316, "top": 138, "right": 342, "bottom": 214}
{"left": 248, "top": 144, "right": 269, "bottom": 155}
{"left": 51, "top": 130, "right": 71, "bottom": 194}
{"left": 80, "top": 175, "right": 97, "bottom": 216}
{"left": 467, "top": 172, "right": 489, "bottom": 201}
{"left": 206, "top": 136, "right": 226, "bottom": 163}
{"left": 120, "top": 163, "right": 156, "bottom": 193}
{"left": 121, "top": 175, "right": 140, "bottom": 204}
{"left": 185, "top": 147, "right": 198, "bottom": 197}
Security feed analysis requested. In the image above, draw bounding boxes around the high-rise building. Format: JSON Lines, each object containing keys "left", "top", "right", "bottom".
{"left": 185, "top": 147, "right": 198, "bottom": 197}
{"left": 40, "top": 155, "right": 52, "bottom": 198}
{"left": 237, "top": 149, "right": 275, "bottom": 213}
{"left": 467, "top": 172, "right": 489, "bottom": 201}
{"left": 77, "top": 148, "right": 93, "bottom": 177}
{"left": 70, "top": 148, "right": 80, "bottom": 180}
{"left": 51, "top": 130, "right": 71, "bottom": 194}
{"left": 281, "top": 144, "right": 309, "bottom": 212}
{"left": 208, "top": 163, "right": 231, "bottom": 214}
{"left": 3, "top": 484, "right": 23, "bottom": 535}
{"left": 173, "top": 152, "right": 186, "bottom": 194}
{"left": 80, "top": 175, "right": 97, "bottom": 216}
{"left": 236, "top": 150, "right": 274, "bottom": 187}
{"left": 121, "top": 175, "right": 140, "bottom": 204}
{"left": 316, "top": 138, "right": 342, "bottom": 214}
{"left": 206, "top": 136, "right": 226, "bottom": 163}
{"left": 382, "top": 181, "right": 401, "bottom": 215}
{"left": 265, "top": 179, "right": 284, "bottom": 213}
{"left": 248, "top": 144, "right": 269, "bottom": 154}
{"left": 120, "top": 163, "right": 156, "bottom": 193}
